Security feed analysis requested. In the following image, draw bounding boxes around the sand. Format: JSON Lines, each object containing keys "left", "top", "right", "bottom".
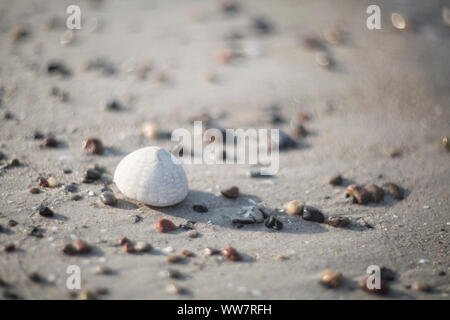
{"left": 0, "top": 0, "right": 449, "bottom": 299}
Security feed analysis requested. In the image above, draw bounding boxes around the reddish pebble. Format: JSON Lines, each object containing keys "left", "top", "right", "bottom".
{"left": 123, "top": 242, "right": 136, "bottom": 254}
{"left": 83, "top": 138, "right": 104, "bottom": 155}
{"left": 118, "top": 237, "right": 130, "bottom": 246}
{"left": 182, "top": 250, "right": 194, "bottom": 257}
{"left": 359, "top": 276, "right": 389, "bottom": 295}
{"left": 37, "top": 177, "right": 49, "bottom": 187}
{"left": 4, "top": 243, "right": 16, "bottom": 252}
{"left": 156, "top": 219, "right": 177, "bottom": 233}
{"left": 222, "top": 246, "right": 241, "bottom": 261}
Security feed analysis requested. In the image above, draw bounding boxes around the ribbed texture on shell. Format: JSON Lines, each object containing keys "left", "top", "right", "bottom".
{"left": 114, "top": 147, "right": 189, "bottom": 207}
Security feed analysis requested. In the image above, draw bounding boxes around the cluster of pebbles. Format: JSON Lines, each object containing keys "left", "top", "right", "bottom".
{"left": 1, "top": 1, "right": 447, "bottom": 300}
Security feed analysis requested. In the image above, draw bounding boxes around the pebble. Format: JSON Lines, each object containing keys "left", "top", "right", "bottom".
{"left": 93, "top": 265, "right": 113, "bottom": 275}
{"left": 84, "top": 168, "right": 102, "bottom": 181}
{"left": 160, "top": 269, "right": 183, "bottom": 279}
{"left": 9, "top": 25, "right": 30, "bottom": 42}
{"left": 38, "top": 177, "right": 49, "bottom": 187}
{"left": 100, "top": 191, "right": 117, "bottom": 206}
{"left": 7, "top": 158, "right": 20, "bottom": 168}
{"left": 47, "top": 176, "right": 59, "bottom": 187}
{"left": 391, "top": 13, "right": 408, "bottom": 30}
{"left": 182, "top": 250, "right": 194, "bottom": 257}
{"left": 265, "top": 216, "right": 283, "bottom": 230}
{"left": 285, "top": 200, "right": 305, "bottom": 215}
{"left": 27, "top": 226, "right": 44, "bottom": 238}
{"left": 251, "top": 17, "right": 273, "bottom": 34}
{"left": 315, "top": 51, "right": 332, "bottom": 68}
{"left": 323, "top": 28, "right": 342, "bottom": 45}
{"left": 380, "top": 267, "right": 397, "bottom": 282}
{"left": 221, "top": 186, "right": 239, "bottom": 199}
{"left": 103, "top": 99, "right": 122, "bottom": 112}
{"left": 63, "top": 239, "right": 91, "bottom": 255}
{"left": 222, "top": 246, "right": 241, "bottom": 261}
{"left": 411, "top": 282, "right": 431, "bottom": 292}
{"left": 346, "top": 184, "right": 371, "bottom": 204}
{"left": 123, "top": 243, "right": 136, "bottom": 254}
{"left": 193, "top": 204, "right": 208, "bottom": 213}
{"left": 167, "top": 254, "right": 184, "bottom": 264}
{"left": 47, "top": 62, "right": 71, "bottom": 77}
{"left": 142, "top": 122, "right": 164, "bottom": 140}
{"left": 43, "top": 136, "right": 59, "bottom": 148}
{"left": 328, "top": 175, "right": 343, "bottom": 186}
{"left": 382, "top": 182, "right": 404, "bottom": 200}
{"left": 8, "top": 220, "right": 18, "bottom": 227}
{"left": 359, "top": 276, "right": 389, "bottom": 295}
{"left": 302, "top": 206, "right": 325, "bottom": 223}
{"left": 33, "top": 131, "right": 45, "bottom": 140}
{"left": 156, "top": 219, "right": 177, "bottom": 233}
{"left": 29, "top": 187, "right": 40, "bottom": 194}
{"left": 4, "top": 243, "right": 16, "bottom": 252}
{"left": 64, "top": 184, "right": 78, "bottom": 193}
{"left": 77, "top": 290, "right": 97, "bottom": 300}
{"left": 28, "top": 272, "right": 45, "bottom": 283}
{"left": 327, "top": 216, "right": 350, "bottom": 228}
{"left": 365, "top": 184, "right": 384, "bottom": 203}
{"left": 276, "top": 130, "right": 297, "bottom": 150}
{"left": 221, "top": 1, "right": 240, "bottom": 15}
{"left": 167, "top": 283, "right": 187, "bottom": 295}
{"left": 71, "top": 194, "right": 82, "bottom": 201}
{"left": 442, "top": 136, "right": 449, "bottom": 151}
{"left": 83, "top": 138, "right": 104, "bottom": 155}
{"left": 134, "top": 241, "right": 151, "bottom": 253}
{"left": 187, "top": 230, "right": 199, "bottom": 238}
{"left": 118, "top": 237, "right": 130, "bottom": 246}
{"left": 320, "top": 270, "right": 344, "bottom": 288}
{"left": 38, "top": 205, "right": 54, "bottom": 218}
{"left": 204, "top": 247, "right": 220, "bottom": 256}
{"left": 232, "top": 206, "right": 265, "bottom": 224}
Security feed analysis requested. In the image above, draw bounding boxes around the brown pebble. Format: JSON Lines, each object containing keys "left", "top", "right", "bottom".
{"left": 29, "top": 187, "right": 40, "bottom": 194}
{"left": 43, "top": 136, "right": 59, "bottom": 148}
{"left": 187, "top": 230, "right": 199, "bottom": 238}
{"left": 182, "top": 250, "right": 194, "bottom": 257}
{"left": 156, "top": 219, "right": 177, "bottom": 233}
{"left": 327, "top": 216, "right": 350, "bottom": 228}
{"left": 359, "top": 276, "right": 389, "bottom": 295}
{"left": 411, "top": 281, "right": 430, "bottom": 292}
{"left": 221, "top": 186, "right": 239, "bottom": 199}
{"left": 94, "top": 265, "right": 113, "bottom": 275}
{"left": 365, "top": 184, "right": 384, "bottom": 203}
{"left": 167, "top": 254, "right": 184, "bottom": 263}
{"left": 83, "top": 138, "right": 104, "bottom": 155}
{"left": 320, "top": 270, "right": 344, "bottom": 288}
{"left": 328, "top": 175, "right": 343, "bottom": 186}
{"left": 382, "top": 182, "right": 404, "bottom": 200}
{"left": 222, "top": 246, "right": 241, "bottom": 261}
{"left": 72, "top": 239, "right": 91, "bottom": 254}
{"left": 118, "top": 237, "right": 130, "bottom": 246}
{"left": 37, "top": 177, "right": 49, "bottom": 187}
{"left": 285, "top": 200, "right": 305, "bottom": 215}
{"left": 346, "top": 184, "right": 371, "bottom": 204}
{"left": 4, "top": 243, "right": 16, "bottom": 252}
{"left": 10, "top": 25, "right": 30, "bottom": 42}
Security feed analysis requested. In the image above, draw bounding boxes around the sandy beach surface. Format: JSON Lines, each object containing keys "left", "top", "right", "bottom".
{"left": 0, "top": 0, "right": 449, "bottom": 299}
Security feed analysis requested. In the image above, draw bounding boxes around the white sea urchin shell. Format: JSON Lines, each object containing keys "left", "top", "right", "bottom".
{"left": 113, "top": 146, "right": 189, "bottom": 207}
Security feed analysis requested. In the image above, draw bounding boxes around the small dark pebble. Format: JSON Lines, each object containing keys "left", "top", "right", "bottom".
{"left": 133, "top": 215, "right": 143, "bottom": 223}
{"left": 346, "top": 184, "right": 371, "bottom": 204}
{"left": 251, "top": 16, "right": 273, "bottom": 34}
{"left": 64, "top": 183, "right": 78, "bottom": 193}
{"left": 7, "top": 158, "right": 20, "bottom": 168}
{"left": 27, "top": 226, "right": 44, "bottom": 238}
{"left": 302, "top": 206, "right": 325, "bottom": 223}
{"left": 43, "top": 136, "right": 59, "bottom": 148}
{"left": 104, "top": 99, "right": 122, "bottom": 111}
{"left": 4, "top": 243, "right": 16, "bottom": 252}
{"left": 302, "top": 36, "right": 325, "bottom": 50}
{"left": 8, "top": 220, "right": 18, "bottom": 227}
{"left": 204, "top": 247, "right": 220, "bottom": 256}
{"left": 85, "top": 168, "right": 101, "bottom": 181}
{"left": 221, "top": 1, "right": 240, "bottom": 15}
{"left": 38, "top": 205, "right": 54, "bottom": 218}
{"left": 276, "top": 130, "right": 297, "bottom": 150}
{"left": 3, "top": 291, "right": 22, "bottom": 300}
{"left": 33, "top": 131, "right": 44, "bottom": 139}
{"left": 179, "top": 220, "right": 196, "bottom": 230}
{"left": 83, "top": 138, "right": 104, "bottom": 155}
{"left": 193, "top": 204, "right": 208, "bottom": 213}
{"left": 71, "top": 194, "right": 82, "bottom": 201}
{"left": 63, "top": 168, "right": 72, "bottom": 174}
{"left": 100, "top": 191, "right": 117, "bottom": 206}
{"left": 118, "top": 237, "right": 130, "bottom": 246}
{"left": 37, "top": 177, "right": 49, "bottom": 187}
{"left": 380, "top": 267, "right": 397, "bottom": 282}
{"left": 47, "top": 62, "right": 71, "bottom": 77}
{"left": 3, "top": 111, "right": 14, "bottom": 120}
{"left": 265, "top": 216, "right": 283, "bottom": 230}
{"left": 327, "top": 216, "right": 350, "bottom": 228}
{"left": 28, "top": 272, "right": 45, "bottom": 284}
{"left": 328, "top": 175, "right": 343, "bottom": 186}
